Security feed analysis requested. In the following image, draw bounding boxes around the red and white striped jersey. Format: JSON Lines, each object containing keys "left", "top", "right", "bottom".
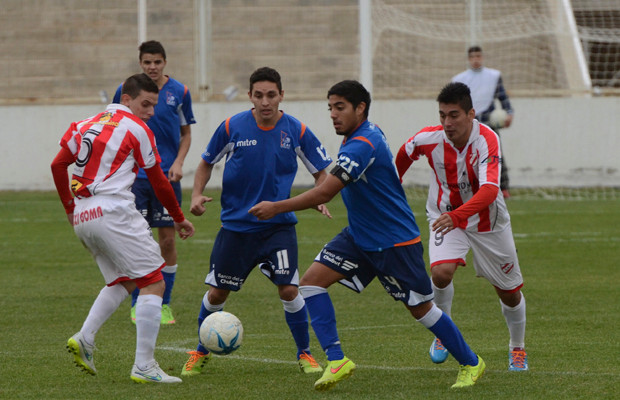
{"left": 397, "top": 120, "right": 510, "bottom": 232}
{"left": 59, "top": 104, "right": 161, "bottom": 200}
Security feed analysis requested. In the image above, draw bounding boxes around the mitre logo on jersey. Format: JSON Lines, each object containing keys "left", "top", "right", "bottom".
{"left": 236, "top": 138, "right": 257, "bottom": 147}
{"left": 166, "top": 91, "right": 176, "bottom": 106}
{"left": 280, "top": 131, "right": 291, "bottom": 149}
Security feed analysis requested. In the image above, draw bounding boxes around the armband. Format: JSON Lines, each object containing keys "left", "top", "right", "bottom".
{"left": 330, "top": 164, "right": 353, "bottom": 186}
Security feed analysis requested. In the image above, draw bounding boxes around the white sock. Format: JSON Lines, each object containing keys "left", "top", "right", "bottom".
{"left": 501, "top": 293, "right": 526, "bottom": 350}
{"left": 134, "top": 294, "right": 162, "bottom": 369}
{"left": 203, "top": 291, "right": 225, "bottom": 312}
{"left": 282, "top": 293, "right": 305, "bottom": 313}
{"left": 81, "top": 284, "right": 128, "bottom": 345}
{"left": 162, "top": 264, "right": 178, "bottom": 274}
{"left": 432, "top": 281, "right": 454, "bottom": 317}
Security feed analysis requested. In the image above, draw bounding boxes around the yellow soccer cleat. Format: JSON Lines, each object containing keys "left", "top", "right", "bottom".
{"left": 314, "top": 356, "right": 356, "bottom": 391}
{"left": 451, "top": 355, "right": 486, "bottom": 389}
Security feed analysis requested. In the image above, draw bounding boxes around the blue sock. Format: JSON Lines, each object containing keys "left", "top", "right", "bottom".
{"left": 305, "top": 291, "right": 344, "bottom": 361}
{"left": 162, "top": 271, "right": 175, "bottom": 305}
{"left": 131, "top": 288, "right": 139, "bottom": 307}
{"left": 285, "top": 306, "right": 311, "bottom": 358}
{"left": 196, "top": 301, "right": 211, "bottom": 353}
{"left": 429, "top": 313, "right": 478, "bottom": 366}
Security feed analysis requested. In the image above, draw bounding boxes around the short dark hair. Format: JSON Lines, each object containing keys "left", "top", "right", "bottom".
{"left": 468, "top": 45, "right": 482, "bottom": 55}
{"left": 139, "top": 40, "right": 166, "bottom": 61}
{"left": 121, "top": 73, "right": 159, "bottom": 99}
{"left": 249, "top": 67, "right": 282, "bottom": 93}
{"left": 327, "top": 80, "right": 371, "bottom": 118}
{"left": 436, "top": 82, "right": 473, "bottom": 112}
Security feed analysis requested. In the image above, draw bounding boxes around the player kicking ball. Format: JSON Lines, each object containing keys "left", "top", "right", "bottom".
{"left": 52, "top": 73, "right": 194, "bottom": 383}
{"left": 250, "top": 80, "right": 486, "bottom": 391}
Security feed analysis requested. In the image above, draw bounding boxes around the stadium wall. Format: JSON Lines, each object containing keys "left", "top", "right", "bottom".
{"left": 2, "top": 96, "right": 618, "bottom": 191}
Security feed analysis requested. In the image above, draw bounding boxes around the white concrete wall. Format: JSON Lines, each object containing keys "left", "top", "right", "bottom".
{"left": 1, "top": 96, "right": 618, "bottom": 191}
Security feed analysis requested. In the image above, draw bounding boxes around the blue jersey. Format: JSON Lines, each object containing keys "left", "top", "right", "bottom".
{"left": 203, "top": 110, "right": 331, "bottom": 232}
{"left": 113, "top": 76, "right": 196, "bottom": 178}
{"left": 336, "top": 120, "right": 420, "bottom": 251}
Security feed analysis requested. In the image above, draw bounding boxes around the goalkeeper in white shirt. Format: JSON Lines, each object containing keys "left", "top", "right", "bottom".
{"left": 452, "top": 45, "right": 514, "bottom": 198}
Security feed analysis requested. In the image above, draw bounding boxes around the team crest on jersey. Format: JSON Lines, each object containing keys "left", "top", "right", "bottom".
{"left": 96, "top": 112, "right": 118, "bottom": 126}
{"left": 469, "top": 153, "right": 478, "bottom": 165}
{"left": 166, "top": 91, "right": 176, "bottom": 106}
{"left": 280, "top": 131, "right": 291, "bottom": 149}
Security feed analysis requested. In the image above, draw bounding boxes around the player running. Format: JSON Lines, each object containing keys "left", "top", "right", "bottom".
{"left": 395, "top": 82, "right": 527, "bottom": 371}
{"left": 51, "top": 73, "right": 194, "bottom": 383}
{"left": 250, "top": 80, "right": 485, "bottom": 391}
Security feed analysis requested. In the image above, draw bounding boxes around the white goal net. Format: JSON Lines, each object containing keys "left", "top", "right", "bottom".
{"left": 369, "top": 0, "right": 620, "bottom": 99}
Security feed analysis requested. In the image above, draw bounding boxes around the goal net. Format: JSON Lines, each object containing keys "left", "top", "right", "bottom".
{"left": 370, "top": 0, "right": 619, "bottom": 99}
{"left": 370, "top": 0, "right": 620, "bottom": 200}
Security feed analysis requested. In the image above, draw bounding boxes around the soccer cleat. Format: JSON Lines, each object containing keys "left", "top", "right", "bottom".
{"left": 429, "top": 337, "right": 449, "bottom": 363}
{"left": 451, "top": 355, "right": 486, "bottom": 389}
{"left": 181, "top": 350, "right": 212, "bottom": 376}
{"left": 160, "top": 304, "right": 176, "bottom": 325}
{"left": 130, "top": 305, "right": 136, "bottom": 325}
{"left": 66, "top": 332, "right": 97, "bottom": 375}
{"left": 131, "top": 362, "right": 182, "bottom": 383}
{"left": 314, "top": 356, "right": 356, "bottom": 391}
{"left": 298, "top": 351, "right": 323, "bottom": 374}
{"left": 509, "top": 348, "right": 529, "bottom": 371}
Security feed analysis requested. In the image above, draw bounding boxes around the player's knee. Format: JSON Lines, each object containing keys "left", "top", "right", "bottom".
{"left": 207, "top": 288, "right": 229, "bottom": 305}
{"left": 431, "top": 265, "right": 455, "bottom": 287}
{"left": 278, "top": 285, "right": 298, "bottom": 301}
{"left": 159, "top": 235, "right": 176, "bottom": 252}
{"left": 498, "top": 288, "right": 521, "bottom": 307}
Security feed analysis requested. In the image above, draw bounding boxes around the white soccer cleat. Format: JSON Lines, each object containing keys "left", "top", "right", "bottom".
{"left": 131, "top": 362, "right": 182, "bottom": 383}
{"left": 67, "top": 332, "right": 97, "bottom": 375}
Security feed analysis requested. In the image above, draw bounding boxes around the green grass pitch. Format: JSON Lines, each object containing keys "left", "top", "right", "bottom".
{"left": 0, "top": 189, "right": 618, "bottom": 399}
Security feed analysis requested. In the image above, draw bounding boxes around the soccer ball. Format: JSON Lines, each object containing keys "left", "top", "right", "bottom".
{"left": 488, "top": 108, "right": 508, "bottom": 129}
{"left": 199, "top": 311, "right": 243, "bottom": 355}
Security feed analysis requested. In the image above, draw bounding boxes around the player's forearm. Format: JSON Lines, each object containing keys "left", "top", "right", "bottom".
{"left": 447, "top": 184, "right": 498, "bottom": 226}
{"left": 51, "top": 147, "right": 75, "bottom": 214}
{"left": 395, "top": 143, "right": 413, "bottom": 182}
{"left": 276, "top": 175, "right": 341, "bottom": 214}
{"left": 192, "top": 159, "right": 213, "bottom": 197}
{"left": 144, "top": 165, "right": 185, "bottom": 223}
{"left": 175, "top": 125, "right": 192, "bottom": 166}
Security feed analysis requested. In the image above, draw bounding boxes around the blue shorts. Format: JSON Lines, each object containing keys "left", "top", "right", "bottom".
{"left": 315, "top": 227, "right": 434, "bottom": 306}
{"left": 132, "top": 177, "right": 182, "bottom": 228}
{"left": 205, "top": 224, "right": 299, "bottom": 291}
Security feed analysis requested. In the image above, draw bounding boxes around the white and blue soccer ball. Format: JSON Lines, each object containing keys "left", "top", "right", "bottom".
{"left": 199, "top": 311, "right": 243, "bottom": 355}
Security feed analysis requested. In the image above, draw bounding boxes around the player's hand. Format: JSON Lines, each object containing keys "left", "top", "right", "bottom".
{"left": 248, "top": 201, "right": 278, "bottom": 220}
{"left": 190, "top": 194, "right": 213, "bottom": 216}
{"left": 66, "top": 213, "right": 74, "bottom": 226}
{"left": 175, "top": 219, "right": 195, "bottom": 240}
{"left": 315, "top": 204, "right": 332, "bottom": 219}
{"left": 168, "top": 163, "right": 183, "bottom": 182}
{"left": 504, "top": 114, "right": 514, "bottom": 128}
{"left": 432, "top": 213, "right": 455, "bottom": 235}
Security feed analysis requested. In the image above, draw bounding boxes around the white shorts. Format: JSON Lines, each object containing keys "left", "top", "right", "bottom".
{"left": 428, "top": 221, "right": 523, "bottom": 291}
{"left": 73, "top": 195, "right": 165, "bottom": 286}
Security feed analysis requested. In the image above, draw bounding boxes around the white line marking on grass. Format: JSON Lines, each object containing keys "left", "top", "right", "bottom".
{"left": 158, "top": 342, "right": 619, "bottom": 377}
